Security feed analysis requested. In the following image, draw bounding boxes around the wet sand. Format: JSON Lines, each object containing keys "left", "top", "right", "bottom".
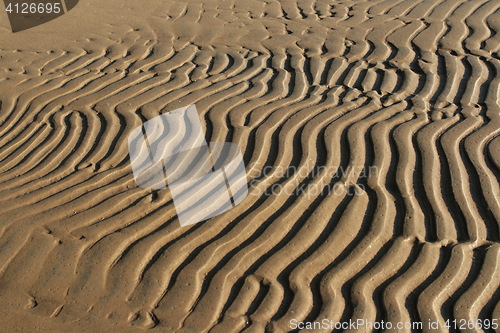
{"left": 0, "top": 0, "right": 498, "bottom": 332}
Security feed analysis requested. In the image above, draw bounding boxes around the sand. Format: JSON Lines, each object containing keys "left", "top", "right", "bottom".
{"left": 0, "top": 0, "right": 498, "bottom": 332}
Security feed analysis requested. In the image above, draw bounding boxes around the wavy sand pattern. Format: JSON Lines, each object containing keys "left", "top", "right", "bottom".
{"left": 0, "top": 0, "right": 498, "bottom": 332}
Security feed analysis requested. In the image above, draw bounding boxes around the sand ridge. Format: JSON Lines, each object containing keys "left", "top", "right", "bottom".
{"left": 0, "top": 0, "right": 498, "bottom": 332}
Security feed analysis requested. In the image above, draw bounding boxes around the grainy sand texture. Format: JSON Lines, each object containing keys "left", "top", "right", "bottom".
{"left": 0, "top": 0, "right": 499, "bottom": 332}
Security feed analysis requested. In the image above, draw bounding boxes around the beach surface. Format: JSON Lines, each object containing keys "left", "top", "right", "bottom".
{"left": 0, "top": 0, "right": 498, "bottom": 331}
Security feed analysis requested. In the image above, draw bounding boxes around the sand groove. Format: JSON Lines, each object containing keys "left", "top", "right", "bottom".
{"left": 0, "top": 0, "right": 498, "bottom": 332}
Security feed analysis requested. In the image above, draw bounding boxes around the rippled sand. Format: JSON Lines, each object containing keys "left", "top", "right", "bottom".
{"left": 0, "top": 0, "right": 498, "bottom": 332}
